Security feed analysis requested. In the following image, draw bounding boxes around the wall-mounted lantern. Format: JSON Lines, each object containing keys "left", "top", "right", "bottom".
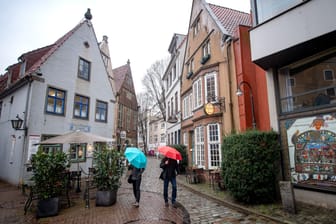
{"left": 11, "top": 114, "right": 28, "bottom": 133}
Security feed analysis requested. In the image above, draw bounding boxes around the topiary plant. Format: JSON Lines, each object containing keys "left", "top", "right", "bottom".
{"left": 222, "top": 130, "right": 281, "bottom": 204}
{"left": 92, "top": 146, "right": 124, "bottom": 191}
{"left": 31, "top": 149, "right": 69, "bottom": 200}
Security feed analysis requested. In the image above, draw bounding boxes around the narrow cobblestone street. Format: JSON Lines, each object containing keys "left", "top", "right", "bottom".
{"left": 0, "top": 157, "right": 281, "bottom": 224}
{"left": 141, "top": 157, "right": 280, "bottom": 224}
{"left": 1, "top": 157, "right": 334, "bottom": 223}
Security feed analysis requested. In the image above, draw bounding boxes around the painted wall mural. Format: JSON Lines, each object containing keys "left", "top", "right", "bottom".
{"left": 286, "top": 113, "right": 336, "bottom": 189}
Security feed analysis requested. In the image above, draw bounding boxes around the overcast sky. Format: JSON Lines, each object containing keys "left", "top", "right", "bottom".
{"left": 0, "top": 0, "right": 250, "bottom": 93}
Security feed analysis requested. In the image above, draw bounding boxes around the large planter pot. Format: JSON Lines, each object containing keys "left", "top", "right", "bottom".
{"left": 96, "top": 190, "right": 117, "bottom": 206}
{"left": 36, "top": 197, "right": 59, "bottom": 218}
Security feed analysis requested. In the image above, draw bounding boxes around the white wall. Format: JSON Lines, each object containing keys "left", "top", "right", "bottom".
{"left": 250, "top": 0, "right": 336, "bottom": 61}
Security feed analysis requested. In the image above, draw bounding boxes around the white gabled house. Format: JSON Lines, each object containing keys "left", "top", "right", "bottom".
{"left": 0, "top": 10, "right": 116, "bottom": 186}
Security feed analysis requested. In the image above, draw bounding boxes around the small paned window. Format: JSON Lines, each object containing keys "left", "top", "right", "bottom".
{"left": 205, "top": 72, "right": 217, "bottom": 102}
{"left": 46, "top": 87, "right": 66, "bottom": 115}
{"left": 324, "top": 69, "right": 334, "bottom": 81}
{"left": 74, "top": 95, "right": 89, "bottom": 119}
{"left": 78, "top": 57, "right": 91, "bottom": 80}
{"left": 288, "top": 78, "right": 295, "bottom": 87}
{"left": 95, "top": 100, "right": 107, "bottom": 122}
{"left": 70, "top": 143, "right": 86, "bottom": 162}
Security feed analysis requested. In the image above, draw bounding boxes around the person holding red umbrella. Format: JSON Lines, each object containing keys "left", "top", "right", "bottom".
{"left": 160, "top": 156, "right": 180, "bottom": 208}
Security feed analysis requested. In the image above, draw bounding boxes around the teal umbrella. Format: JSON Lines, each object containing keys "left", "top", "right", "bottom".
{"left": 124, "top": 147, "right": 147, "bottom": 169}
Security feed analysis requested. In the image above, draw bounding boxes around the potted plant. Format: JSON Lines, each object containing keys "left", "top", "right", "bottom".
{"left": 30, "top": 149, "right": 69, "bottom": 218}
{"left": 92, "top": 146, "right": 124, "bottom": 206}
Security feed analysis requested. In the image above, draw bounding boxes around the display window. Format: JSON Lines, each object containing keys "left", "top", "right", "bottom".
{"left": 285, "top": 114, "right": 336, "bottom": 190}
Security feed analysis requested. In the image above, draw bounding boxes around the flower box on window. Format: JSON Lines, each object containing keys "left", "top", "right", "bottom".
{"left": 201, "top": 54, "right": 211, "bottom": 64}
{"left": 187, "top": 71, "right": 193, "bottom": 79}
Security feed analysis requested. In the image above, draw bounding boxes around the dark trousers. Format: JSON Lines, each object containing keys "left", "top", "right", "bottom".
{"left": 163, "top": 177, "right": 177, "bottom": 203}
{"left": 132, "top": 178, "right": 141, "bottom": 202}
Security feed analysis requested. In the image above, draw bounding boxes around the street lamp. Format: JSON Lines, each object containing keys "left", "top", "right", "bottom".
{"left": 236, "top": 81, "right": 256, "bottom": 129}
{"left": 11, "top": 114, "right": 28, "bottom": 134}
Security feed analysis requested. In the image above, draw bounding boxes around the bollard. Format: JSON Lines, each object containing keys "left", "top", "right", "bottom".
{"left": 85, "top": 179, "right": 90, "bottom": 208}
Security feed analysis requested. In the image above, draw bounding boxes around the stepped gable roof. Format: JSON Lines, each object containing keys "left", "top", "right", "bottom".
{"left": 208, "top": 3, "right": 251, "bottom": 36}
{"left": 112, "top": 63, "right": 130, "bottom": 93}
{"left": 0, "top": 20, "right": 88, "bottom": 92}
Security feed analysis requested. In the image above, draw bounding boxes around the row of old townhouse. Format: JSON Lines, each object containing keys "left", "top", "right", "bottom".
{"left": 153, "top": 0, "right": 336, "bottom": 210}
{"left": 160, "top": 0, "right": 268, "bottom": 170}
{"left": 0, "top": 10, "right": 139, "bottom": 186}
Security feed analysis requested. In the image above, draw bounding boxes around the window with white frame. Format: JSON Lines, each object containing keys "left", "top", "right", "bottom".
{"left": 172, "top": 64, "right": 176, "bottom": 81}
{"left": 171, "top": 97, "right": 174, "bottom": 116}
{"left": 195, "top": 126, "right": 205, "bottom": 167}
{"left": 160, "top": 134, "right": 165, "bottom": 143}
{"left": 167, "top": 100, "right": 171, "bottom": 118}
{"left": 193, "top": 78, "right": 202, "bottom": 109}
{"left": 175, "top": 91, "right": 178, "bottom": 114}
{"left": 201, "top": 42, "right": 211, "bottom": 64}
{"left": 205, "top": 72, "right": 217, "bottom": 103}
{"left": 193, "top": 17, "right": 200, "bottom": 37}
{"left": 203, "top": 41, "right": 210, "bottom": 57}
{"left": 183, "top": 132, "right": 188, "bottom": 146}
{"left": 208, "top": 123, "right": 221, "bottom": 168}
{"left": 188, "top": 58, "right": 194, "bottom": 74}
{"left": 183, "top": 93, "right": 193, "bottom": 119}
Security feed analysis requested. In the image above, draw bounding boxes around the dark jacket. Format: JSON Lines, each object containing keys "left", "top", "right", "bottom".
{"left": 129, "top": 165, "right": 144, "bottom": 181}
{"left": 160, "top": 157, "right": 179, "bottom": 180}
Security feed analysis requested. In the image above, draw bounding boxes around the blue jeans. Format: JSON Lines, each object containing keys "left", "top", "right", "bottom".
{"left": 132, "top": 178, "right": 141, "bottom": 202}
{"left": 163, "top": 177, "right": 177, "bottom": 203}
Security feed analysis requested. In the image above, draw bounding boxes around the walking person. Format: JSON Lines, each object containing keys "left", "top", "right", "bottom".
{"left": 128, "top": 164, "right": 144, "bottom": 207}
{"left": 160, "top": 156, "right": 180, "bottom": 207}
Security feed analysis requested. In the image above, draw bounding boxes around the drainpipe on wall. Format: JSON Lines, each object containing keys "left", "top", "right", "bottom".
{"left": 225, "top": 36, "right": 235, "bottom": 133}
{"left": 19, "top": 76, "right": 33, "bottom": 187}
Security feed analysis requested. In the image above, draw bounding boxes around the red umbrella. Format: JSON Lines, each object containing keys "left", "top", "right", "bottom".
{"left": 158, "top": 146, "right": 182, "bottom": 161}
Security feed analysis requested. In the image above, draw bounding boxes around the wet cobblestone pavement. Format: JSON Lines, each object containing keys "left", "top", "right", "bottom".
{"left": 1, "top": 157, "right": 335, "bottom": 223}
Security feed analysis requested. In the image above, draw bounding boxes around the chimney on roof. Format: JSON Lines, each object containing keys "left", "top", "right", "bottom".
{"left": 85, "top": 8, "right": 92, "bottom": 20}
{"left": 127, "top": 59, "right": 130, "bottom": 64}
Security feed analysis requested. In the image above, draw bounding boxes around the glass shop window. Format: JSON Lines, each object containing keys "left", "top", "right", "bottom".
{"left": 278, "top": 54, "right": 336, "bottom": 113}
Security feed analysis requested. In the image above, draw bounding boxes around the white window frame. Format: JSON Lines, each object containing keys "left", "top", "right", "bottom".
{"left": 203, "top": 41, "right": 210, "bottom": 57}
{"left": 183, "top": 93, "right": 193, "bottom": 119}
{"left": 193, "top": 78, "right": 203, "bottom": 109}
{"left": 207, "top": 123, "right": 221, "bottom": 169}
{"left": 195, "top": 126, "right": 205, "bottom": 168}
{"left": 205, "top": 72, "right": 217, "bottom": 103}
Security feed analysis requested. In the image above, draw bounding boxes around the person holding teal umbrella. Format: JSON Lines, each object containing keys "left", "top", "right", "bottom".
{"left": 124, "top": 147, "right": 146, "bottom": 207}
